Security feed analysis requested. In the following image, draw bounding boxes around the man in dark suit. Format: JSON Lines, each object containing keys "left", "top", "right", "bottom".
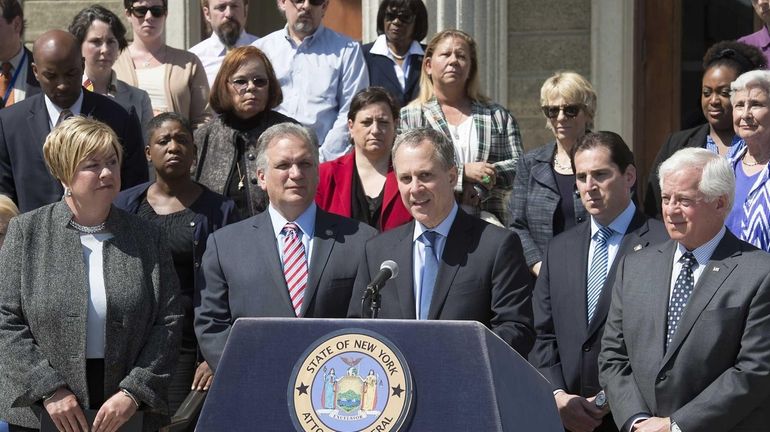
{"left": 0, "top": 30, "right": 146, "bottom": 212}
{"left": 347, "top": 128, "right": 534, "bottom": 356}
{"left": 531, "top": 132, "right": 668, "bottom": 432}
{"left": 599, "top": 147, "right": 770, "bottom": 432}
{"left": 0, "top": 0, "right": 40, "bottom": 108}
{"left": 195, "top": 123, "right": 377, "bottom": 371}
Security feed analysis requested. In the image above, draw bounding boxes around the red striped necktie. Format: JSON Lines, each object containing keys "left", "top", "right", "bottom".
{"left": 283, "top": 222, "right": 307, "bottom": 316}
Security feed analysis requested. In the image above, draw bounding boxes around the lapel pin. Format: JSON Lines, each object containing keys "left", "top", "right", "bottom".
{"left": 712, "top": 266, "right": 720, "bottom": 272}
{"left": 633, "top": 244, "right": 643, "bottom": 251}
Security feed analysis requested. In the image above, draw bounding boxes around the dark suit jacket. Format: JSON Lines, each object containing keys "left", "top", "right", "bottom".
{"left": 362, "top": 42, "right": 422, "bottom": 107}
{"left": 195, "top": 208, "right": 377, "bottom": 370}
{"left": 0, "top": 201, "right": 182, "bottom": 430}
{"left": 530, "top": 210, "right": 667, "bottom": 432}
{"left": 508, "top": 142, "right": 589, "bottom": 266}
{"left": 348, "top": 208, "right": 535, "bottom": 357}
{"left": 0, "top": 91, "right": 148, "bottom": 212}
{"left": 643, "top": 124, "right": 709, "bottom": 218}
{"left": 599, "top": 231, "right": 770, "bottom": 432}
{"left": 315, "top": 150, "right": 412, "bottom": 231}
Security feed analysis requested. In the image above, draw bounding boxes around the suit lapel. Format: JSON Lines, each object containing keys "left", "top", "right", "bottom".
{"left": 404, "top": 55, "right": 423, "bottom": 97}
{"left": 662, "top": 233, "right": 739, "bottom": 365}
{"left": 253, "top": 212, "right": 295, "bottom": 313}
{"left": 531, "top": 143, "right": 559, "bottom": 194}
{"left": 652, "top": 241, "right": 677, "bottom": 362}
{"left": 303, "top": 211, "right": 337, "bottom": 316}
{"left": 427, "top": 212, "right": 469, "bottom": 319}
{"left": 395, "top": 223, "right": 417, "bottom": 319}
{"left": 422, "top": 99, "right": 452, "bottom": 138}
{"left": 565, "top": 223, "right": 591, "bottom": 339}
{"left": 472, "top": 102, "right": 492, "bottom": 162}
{"left": 587, "top": 212, "right": 651, "bottom": 337}
{"left": 81, "top": 90, "right": 96, "bottom": 117}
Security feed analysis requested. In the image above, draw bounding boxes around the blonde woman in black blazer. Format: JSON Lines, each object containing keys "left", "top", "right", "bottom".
{"left": 0, "top": 117, "right": 182, "bottom": 431}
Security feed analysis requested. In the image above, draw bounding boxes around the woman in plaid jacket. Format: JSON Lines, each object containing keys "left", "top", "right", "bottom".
{"left": 398, "top": 29, "right": 523, "bottom": 226}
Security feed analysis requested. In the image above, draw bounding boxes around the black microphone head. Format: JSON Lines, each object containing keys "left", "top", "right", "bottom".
{"left": 380, "top": 260, "right": 399, "bottom": 279}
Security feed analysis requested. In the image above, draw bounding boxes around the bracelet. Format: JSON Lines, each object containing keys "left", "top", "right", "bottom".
{"left": 42, "top": 390, "right": 58, "bottom": 402}
{"left": 120, "top": 388, "right": 140, "bottom": 408}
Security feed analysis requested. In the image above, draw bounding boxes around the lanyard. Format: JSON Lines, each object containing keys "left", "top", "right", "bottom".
{"left": 3, "top": 49, "right": 26, "bottom": 106}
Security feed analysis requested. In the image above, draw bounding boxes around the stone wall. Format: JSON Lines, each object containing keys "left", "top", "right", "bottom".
{"left": 23, "top": 1, "right": 125, "bottom": 44}
{"left": 507, "top": 0, "right": 592, "bottom": 152}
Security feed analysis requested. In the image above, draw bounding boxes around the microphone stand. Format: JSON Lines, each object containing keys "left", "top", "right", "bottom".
{"left": 362, "top": 282, "right": 383, "bottom": 319}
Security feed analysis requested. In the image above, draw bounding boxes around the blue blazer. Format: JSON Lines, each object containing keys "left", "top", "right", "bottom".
{"left": 362, "top": 42, "right": 423, "bottom": 107}
{"left": 0, "top": 90, "right": 147, "bottom": 212}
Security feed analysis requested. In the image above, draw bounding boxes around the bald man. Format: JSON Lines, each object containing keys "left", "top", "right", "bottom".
{"left": 0, "top": 30, "right": 147, "bottom": 212}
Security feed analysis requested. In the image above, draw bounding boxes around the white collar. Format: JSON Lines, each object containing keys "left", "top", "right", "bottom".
{"left": 44, "top": 90, "right": 84, "bottom": 128}
{"left": 370, "top": 34, "right": 424, "bottom": 59}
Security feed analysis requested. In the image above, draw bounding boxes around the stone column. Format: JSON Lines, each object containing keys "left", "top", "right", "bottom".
{"left": 362, "top": 0, "right": 508, "bottom": 103}
{"left": 166, "top": 0, "right": 201, "bottom": 49}
{"left": 590, "top": 0, "right": 635, "bottom": 149}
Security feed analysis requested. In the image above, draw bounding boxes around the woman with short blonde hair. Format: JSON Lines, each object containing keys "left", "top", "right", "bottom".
{"left": 0, "top": 116, "right": 182, "bottom": 431}
{"left": 509, "top": 71, "right": 596, "bottom": 275}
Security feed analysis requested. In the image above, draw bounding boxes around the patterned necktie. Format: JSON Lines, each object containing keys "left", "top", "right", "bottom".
{"left": 419, "top": 231, "right": 439, "bottom": 320}
{"left": 586, "top": 226, "right": 614, "bottom": 323}
{"left": 0, "top": 62, "right": 13, "bottom": 107}
{"left": 56, "top": 109, "right": 73, "bottom": 127}
{"left": 283, "top": 222, "right": 308, "bottom": 316}
{"left": 666, "top": 252, "right": 697, "bottom": 350}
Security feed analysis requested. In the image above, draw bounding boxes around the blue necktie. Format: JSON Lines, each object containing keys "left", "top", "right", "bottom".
{"left": 586, "top": 226, "right": 614, "bottom": 323}
{"left": 666, "top": 252, "right": 696, "bottom": 350}
{"left": 419, "top": 231, "right": 439, "bottom": 320}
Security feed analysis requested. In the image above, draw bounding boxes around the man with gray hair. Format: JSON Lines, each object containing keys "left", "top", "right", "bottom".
{"left": 348, "top": 128, "right": 535, "bottom": 357}
{"left": 599, "top": 147, "right": 770, "bottom": 432}
{"left": 195, "top": 122, "right": 377, "bottom": 371}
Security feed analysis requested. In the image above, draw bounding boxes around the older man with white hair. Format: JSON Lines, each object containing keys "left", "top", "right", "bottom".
{"left": 599, "top": 147, "right": 770, "bottom": 432}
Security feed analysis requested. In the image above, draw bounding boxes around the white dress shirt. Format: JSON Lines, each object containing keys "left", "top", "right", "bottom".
{"left": 368, "top": 34, "right": 424, "bottom": 91}
{"left": 80, "top": 232, "right": 114, "bottom": 359}
{"left": 44, "top": 91, "right": 84, "bottom": 129}
{"left": 268, "top": 203, "right": 317, "bottom": 266}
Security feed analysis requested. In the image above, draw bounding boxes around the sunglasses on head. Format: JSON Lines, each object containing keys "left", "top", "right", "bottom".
{"left": 230, "top": 77, "right": 269, "bottom": 94}
{"left": 129, "top": 5, "right": 166, "bottom": 18}
{"left": 384, "top": 10, "right": 415, "bottom": 24}
{"left": 541, "top": 104, "right": 582, "bottom": 119}
{"left": 290, "top": 0, "right": 326, "bottom": 6}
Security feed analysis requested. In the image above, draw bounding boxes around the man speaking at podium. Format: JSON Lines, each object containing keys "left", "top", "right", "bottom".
{"left": 195, "top": 123, "right": 377, "bottom": 371}
{"left": 348, "top": 128, "right": 534, "bottom": 357}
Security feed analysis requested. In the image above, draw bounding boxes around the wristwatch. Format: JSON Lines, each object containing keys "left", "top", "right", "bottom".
{"left": 594, "top": 390, "right": 608, "bottom": 409}
{"left": 671, "top": 420, "right": 681, "bottom": 432}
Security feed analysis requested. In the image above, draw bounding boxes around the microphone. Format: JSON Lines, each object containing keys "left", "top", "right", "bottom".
{"left": 367, "top": 260, "right": 399, "bottom": 290}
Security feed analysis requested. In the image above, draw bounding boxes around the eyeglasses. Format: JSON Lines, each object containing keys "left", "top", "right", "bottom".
{"left": 129, "top": 5, "right": 167, "bottom": 18}
{"left": 541, "top": 104, "right": 582, "bottom": 119}
{"left": 230, "top": 77, "right": 269, "bottom": 94}
{"left": 289, "top": 0, "right": 326, "bottom": 6}
{"left": 384, "top": 10, "right": 415, "bottom": 24}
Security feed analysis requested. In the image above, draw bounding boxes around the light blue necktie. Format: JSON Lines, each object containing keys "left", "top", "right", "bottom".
{"left": 586, "top": 226, "right": 614, "bottom": 323}
{"left": 419, "top": 231, "right": 439, "bottom": 320}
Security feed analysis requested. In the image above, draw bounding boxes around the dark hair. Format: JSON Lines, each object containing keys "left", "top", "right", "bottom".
{"left": 703, "top": 40, "right": 767, "bottom": 74}
{"left": 347, "top": 87, "right": 400, "bottom": 122}
{"left": 376, "top": 0, "right": 429, "bottom": 42}
{"left": 392, "top": 127, "right": 456, "bottom": 171}
{"left": 200, "top": 0, "right": 248, "bottom": 8}
{"left": 0, "top": 0, "right": 24, "bottom": 35}
{"left": 571, "top": 131, "right": 635, "bottom": 174}
{"left": 210, "top": 46, "right": 282, "bottom": 115}
{"left": 124, "top": 0, "right": 168, "bottom": 10}
{"left": 69, "top": 5, "right": 128, "bottom": 52}
{"left": 146, "top": 112, "right": 192, "bottom": 143}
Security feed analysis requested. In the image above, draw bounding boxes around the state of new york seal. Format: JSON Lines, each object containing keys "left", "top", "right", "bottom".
{"left": 288, "top": 329, "right": 413, "bottom": 432}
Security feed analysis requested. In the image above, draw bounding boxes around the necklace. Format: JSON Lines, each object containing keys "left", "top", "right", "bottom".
{"left": 134, "top": 45, "right": 166, "bottom": 68}
{"left": 390, "top": 49, "right": 406, "bottom": 60}
{"left": 69, "top": 219, "right": 107, "bottom": 234}
{"left": 742, "top": 152, "right": 770, "bottom": 166}
{"left": 236, "top": 161, "right": 245, "bottom": 190}
{"left": 553, "top": 156, "right": 572, "bottom": 172}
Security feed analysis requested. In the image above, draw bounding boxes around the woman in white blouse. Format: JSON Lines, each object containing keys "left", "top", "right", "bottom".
{"left": 0, "top": 116, "right": 182, "bottom": 431}
{"left": 114, "top": 0, "right": 210, "bottom": 129}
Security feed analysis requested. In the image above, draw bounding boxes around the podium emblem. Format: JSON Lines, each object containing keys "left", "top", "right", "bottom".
{"left": 288, "top": 329, "right": 413, "bottom": 432}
